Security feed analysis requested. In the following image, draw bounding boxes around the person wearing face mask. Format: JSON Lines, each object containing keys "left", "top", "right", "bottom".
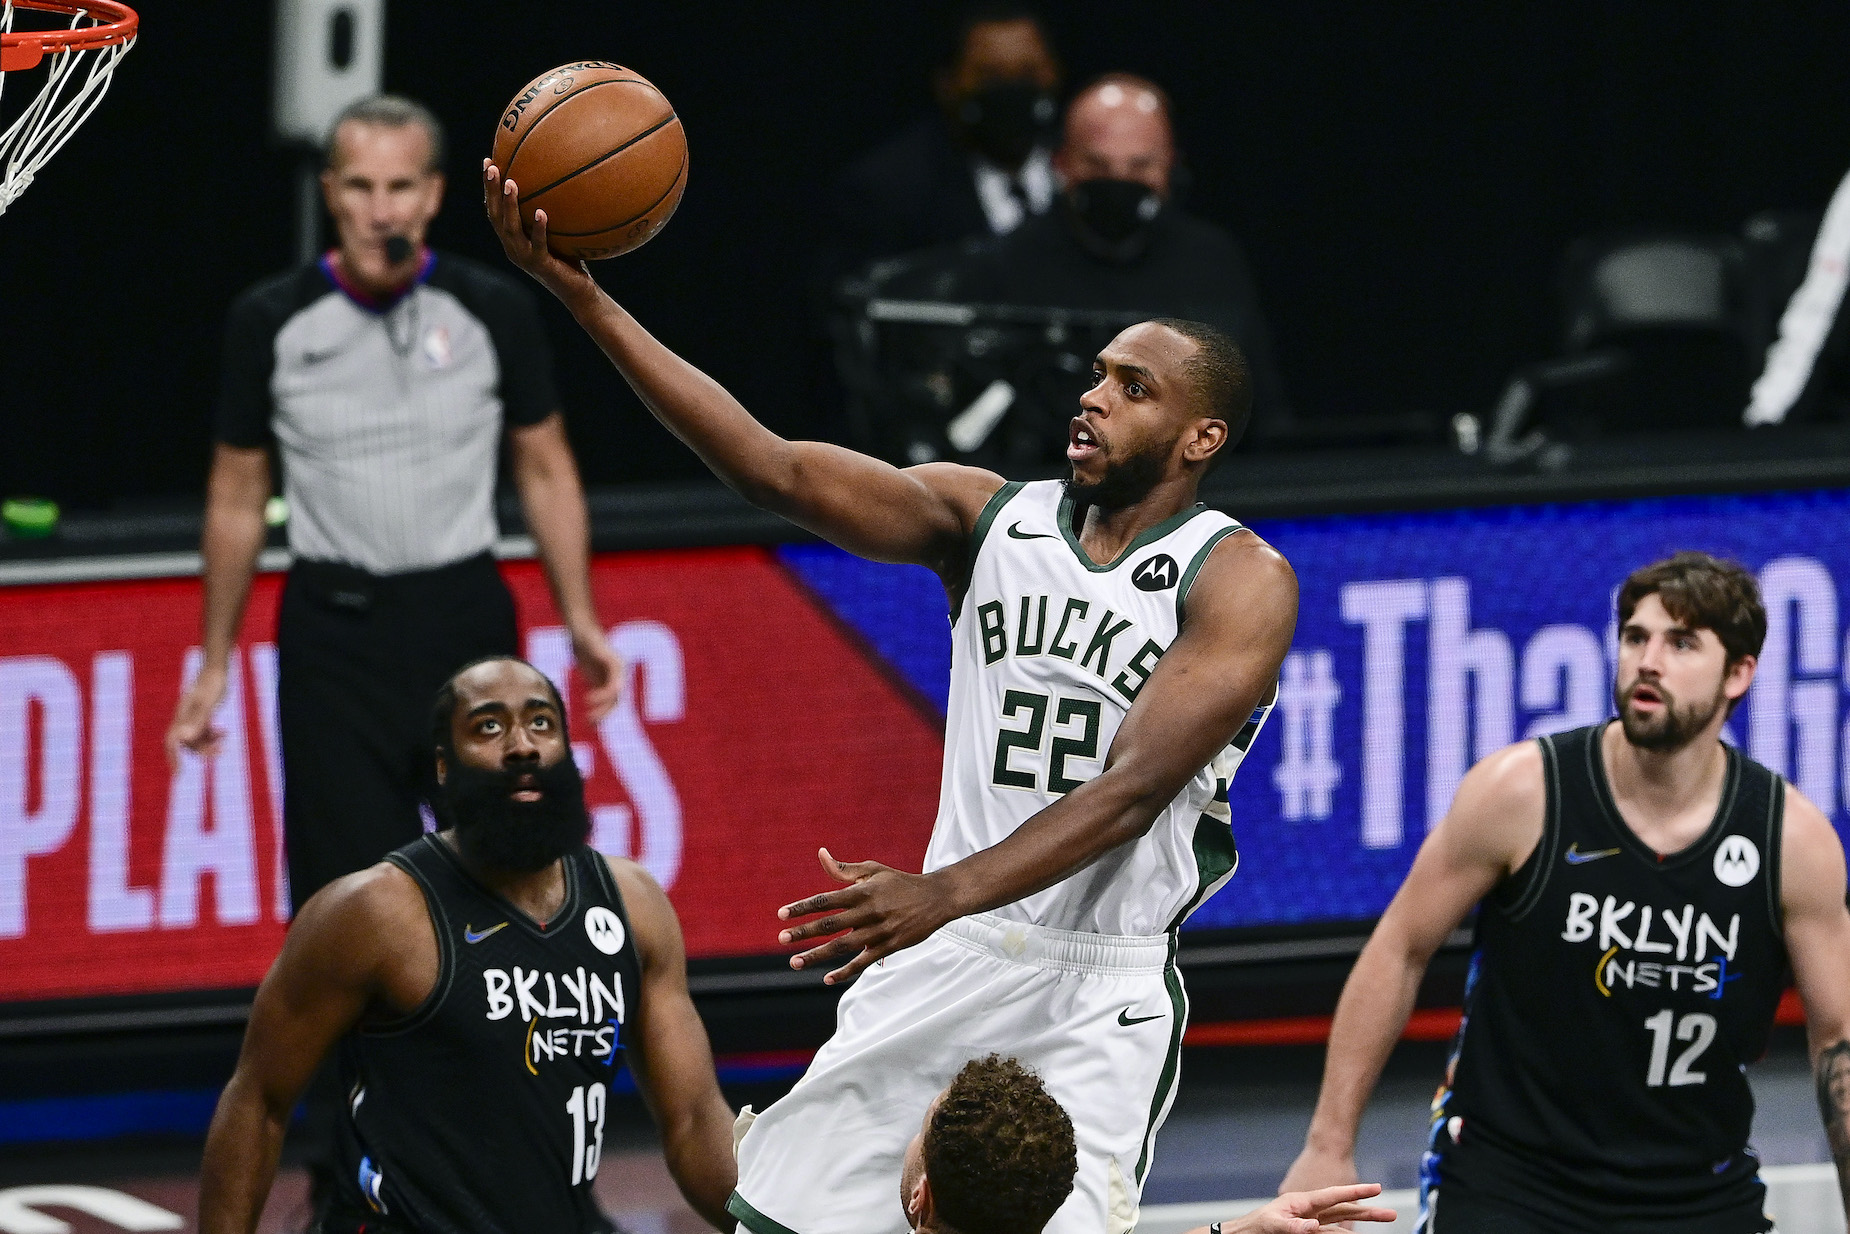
{"left": 949, "top": 74, "right": 1294, "bottom": 451}
{"left": 824, "top": 5, "right": 1063, "bottom": 277}
{"left": 198, "top": 656, "right": 738, "bottom": 1234}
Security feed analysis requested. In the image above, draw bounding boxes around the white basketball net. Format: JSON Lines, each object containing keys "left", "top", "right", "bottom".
{"left": 0, "top": 0, "right": 135, "bottom": 215}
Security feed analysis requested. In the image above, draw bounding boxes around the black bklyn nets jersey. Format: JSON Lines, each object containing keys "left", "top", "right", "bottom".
{"left": 1422, "top": 723, "right": 1788, "bottom": 1232}
{"left": 327, "top": 835, "right": 642, "bottom": 1234}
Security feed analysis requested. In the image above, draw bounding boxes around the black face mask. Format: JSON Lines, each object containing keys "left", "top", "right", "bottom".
{"left": 955, "top": 80, "right": 1057, "bottom": 167}
{"left": 439, "top": 753, "right": 590, "bottom": 873}
{"left": 1064, "top": 178, "right": 1164, "bottom": 262}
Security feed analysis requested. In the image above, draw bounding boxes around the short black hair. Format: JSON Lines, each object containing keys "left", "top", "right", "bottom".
{"left": 1149, "top": 317, "right": 1252, "bottom": 454}
{"left": 940, "top": 3, "right": 1052, "bottom": 70}
{"left": 429, "top": 655, "right": 569, "bottom": 760}
{"left": 324, "top": 94, "right": 446, "bottom": 174}
{"left": 924, "top": 1055, "right": 1076, "bottom": 1234}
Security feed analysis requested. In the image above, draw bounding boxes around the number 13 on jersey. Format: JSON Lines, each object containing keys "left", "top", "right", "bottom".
{"left": 566, "top": 1082, "right": 607, "bottom": 1184}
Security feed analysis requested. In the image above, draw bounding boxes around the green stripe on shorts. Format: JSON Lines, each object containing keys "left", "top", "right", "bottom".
{"left": 1135, "top": 934, "right": 1187, "bottom": 1184}
{"left": 728, "top": 1190, "right": 806, "bottom": 1234}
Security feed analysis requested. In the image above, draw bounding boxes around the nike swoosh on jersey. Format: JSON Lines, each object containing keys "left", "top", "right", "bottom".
{"left": 1564, "top": 844, "right": 1622, "bottom": 865}
{"left": 464, "top": 922, "right": 509, "bottom": 943}
{"left": 1007, "top": 522, "right": 1056, "bottom": 541}
{"left": 1118, "top": 1008, "right": 1164, "bottom": 1026}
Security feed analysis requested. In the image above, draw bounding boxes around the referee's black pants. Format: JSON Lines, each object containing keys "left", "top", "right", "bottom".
{"left": 277, "top": 551, "right": 518, "bottom": 913}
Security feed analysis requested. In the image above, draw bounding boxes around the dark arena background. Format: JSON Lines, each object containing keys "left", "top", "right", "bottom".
{"left": 3, "top": 3, "right": 1850, "bottom": 1231}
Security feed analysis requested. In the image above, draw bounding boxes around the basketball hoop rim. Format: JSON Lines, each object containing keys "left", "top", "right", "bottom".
{"left": 2, "top": 0, "right": 138, "bottom": 64}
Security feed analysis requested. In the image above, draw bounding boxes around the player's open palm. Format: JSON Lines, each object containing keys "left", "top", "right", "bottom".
{"left": 778, "top": 848, "right": 952, "bottom": 985}
{"left": 1221, "top": 1183, "right": 1395, "bottom": 1234}
{"left": 482, "top": 160, "right": 597, "bottom": 304}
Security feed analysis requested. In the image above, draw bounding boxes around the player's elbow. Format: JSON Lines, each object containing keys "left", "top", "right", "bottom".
{"left": 1099, "top": 771, "right": 1177, "bottom": 842}
{"left": 1365, "top": 908, "right": 1446, "bottom": 975}
{"left": 717, "top": 441, "right": 805, "bottom": 514}
{"left": 731, "top": 469, "right": 794, "bottom": 513}
{"left": 208, "top": 1068, "right": 291, "bottom": 1147}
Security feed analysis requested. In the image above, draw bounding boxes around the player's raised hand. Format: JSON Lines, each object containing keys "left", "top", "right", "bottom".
{"left": 1194, "top": 1183, "right": 1395, "bottom": 1234}
{"left": 777, "top": 848, "right": 954, "bottom": 985}
{"left": 482, "top": 160, "right": 598, "bottom": 305}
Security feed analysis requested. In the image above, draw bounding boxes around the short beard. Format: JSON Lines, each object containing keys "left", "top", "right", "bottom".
{"left": 1063, "top": 440, "right": 1168, "bottom": 511}
{"left": 1614, "top": 677, "right": 1728, "bottom": 753}
{"left": 438, "top": 755, "right": 590, "bottom": 873}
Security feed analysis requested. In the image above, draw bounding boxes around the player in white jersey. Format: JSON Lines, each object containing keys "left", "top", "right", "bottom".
{"left": 485, "top": 162, "right": 1299, "bottom": 1234}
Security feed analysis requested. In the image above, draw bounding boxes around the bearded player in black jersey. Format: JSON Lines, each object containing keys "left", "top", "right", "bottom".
{"left": 199, "top": 656, "right": 738, "bottom": 1234}
{"left": 1282, "top": 553, "right": 1850, "bottom": 1234}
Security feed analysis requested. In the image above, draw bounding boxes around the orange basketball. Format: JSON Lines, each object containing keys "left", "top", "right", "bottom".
{"left": 492, "top": 62, "right": 688, "bottom": 261}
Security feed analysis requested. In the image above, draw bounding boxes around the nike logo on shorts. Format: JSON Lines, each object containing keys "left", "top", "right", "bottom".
{"left": 464, "top": 922, "right": 509, "bottom": 943}
{"left": 1118, "top": 1008, "right": 1163, "bottom": 1026}
{"left": 1564, "top": 843, "right": 1622, "bottom": 865}
{"left": 1007, "top": 522, "right": 1055, "bottom": 541}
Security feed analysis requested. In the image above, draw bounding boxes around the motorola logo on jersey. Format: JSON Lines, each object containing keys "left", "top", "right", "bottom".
{"left": 1713, "top": 836, "right": 1760, "bottom": 888}
{"left": 1132, "top": 554, "right": 1179, "bottom": 592}
{"left": 585, "top": 906, "right": 625, "bottom": 955}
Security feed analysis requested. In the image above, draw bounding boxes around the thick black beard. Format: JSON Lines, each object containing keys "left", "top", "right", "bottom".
{"left": 1613, "top": 677, "right": 1727, "bottom": 753}
{"left": 439, "top": 755, "right": 590, "bottom": 873}
{"left": 1063, "top": 440, "right": 1169, "bottom": 511}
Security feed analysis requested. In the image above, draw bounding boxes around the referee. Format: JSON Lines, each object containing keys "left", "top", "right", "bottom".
{"left": 165, "top": 95, "right": 620, "bottom": 914}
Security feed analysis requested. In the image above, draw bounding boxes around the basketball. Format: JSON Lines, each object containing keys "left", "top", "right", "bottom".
{"left": 492, "top": 61, "right": 688, "bottom": 261}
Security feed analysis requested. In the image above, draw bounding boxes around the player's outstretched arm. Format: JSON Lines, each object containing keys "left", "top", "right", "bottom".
{"left": 198, "top": 868, "right": 412, "bottom": 1234}
{"left": 777, "top": 533, "right": 1295, "bottom": 983}
{"left": 608, "top": 858, "right": 738, "bottom": 1230}
{"left": 1280, "top": 742, "right": 1540, "bottom": 1197}
{"left": 483, "top": 161, "right": 1002, "bottom": 576}
{"left": 1181, "top": 1183, "right": 1396, "bottom": 1234}
{"left": 1779, "top": 786, "right": 1850, "bottom": 1222}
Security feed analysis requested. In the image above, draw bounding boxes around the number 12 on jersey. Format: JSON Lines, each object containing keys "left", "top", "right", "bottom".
{"left": 1643, "top": 1010, "right": 1716, "bottom": 1087}
{"left": 566, "top": 1082, "right": 607, "bottom": 1184}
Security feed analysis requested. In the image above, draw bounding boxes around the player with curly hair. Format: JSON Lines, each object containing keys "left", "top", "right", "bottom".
{"left": 900, "top": 1056, "right": 1395, "bottom": 1234}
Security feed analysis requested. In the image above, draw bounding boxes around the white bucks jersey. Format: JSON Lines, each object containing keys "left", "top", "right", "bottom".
{"left": 926, "top": 480, "right": 1276, "bottom": 935}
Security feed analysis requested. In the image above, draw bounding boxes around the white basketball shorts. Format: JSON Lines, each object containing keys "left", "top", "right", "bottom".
{"left": 727, "top": 912, "right": 1186, "bottom": 1234}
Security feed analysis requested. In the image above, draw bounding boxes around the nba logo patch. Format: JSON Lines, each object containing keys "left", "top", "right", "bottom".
{"left": 421, "top": 325, "right": 452, "bottom": 370}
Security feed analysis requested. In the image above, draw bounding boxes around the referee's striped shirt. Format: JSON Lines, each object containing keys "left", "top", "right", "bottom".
{"left": 215, "top": 250, "right": 557, "bottom": 575}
